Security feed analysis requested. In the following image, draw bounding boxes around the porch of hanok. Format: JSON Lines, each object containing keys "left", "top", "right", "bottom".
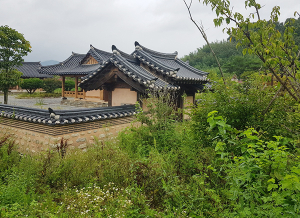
{"left": 61, "top": 75, "right": 107, "bottom": 105}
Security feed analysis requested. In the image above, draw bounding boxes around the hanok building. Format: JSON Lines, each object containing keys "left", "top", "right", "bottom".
{"left": 39, "top": 42, "right": 209, "bottom": 109}
{"left": 16, "top": 62, "right": 52, "bottom": 79}
{"left": 39, "top": 47, "right": 112, "bottom": 101}
{"left": 0, "top": 42, "right": 209, "bottom": 153}
{"left": 10, "top": 62, "right": 52, "bottom": 90}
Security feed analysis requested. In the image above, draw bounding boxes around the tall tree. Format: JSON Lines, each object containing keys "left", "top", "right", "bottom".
{"left": 0, "top": 25, "right": 31, "bottom": 104}
{"left": 199, "top": 0, "right": 300, "bottom": 103}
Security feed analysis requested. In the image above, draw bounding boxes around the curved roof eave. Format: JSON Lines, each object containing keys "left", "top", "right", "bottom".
{"left": 134, "top": 41, "right": 178, "bottom": 59}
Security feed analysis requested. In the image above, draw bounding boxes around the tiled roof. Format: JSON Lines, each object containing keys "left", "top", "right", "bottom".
{"left": 89, "top": 45, "right": 113, "bottom": 63}
{"left": 39, "top": 52, "right": 99, "bottom": 76}
{"left": 39, "top": 42, "right": 208, "bottom": 91}
{"left": 0, "top": 104, "right": 136, "bottom": 126}
{"left": 15, "top": 62, "right": 52, "bottom": 78}
{"left": 134, "top": 41, "right": 178, "bottom": 59}
{"left": 133, "top": 41, "right": 208, "bottom": 82}
{"left": 80, "top": 46, "right": 180, "bottom": 91}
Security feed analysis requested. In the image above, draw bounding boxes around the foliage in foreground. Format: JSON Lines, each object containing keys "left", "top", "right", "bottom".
{"left": 0, "top": 82, "right": 299, "bottom": 217}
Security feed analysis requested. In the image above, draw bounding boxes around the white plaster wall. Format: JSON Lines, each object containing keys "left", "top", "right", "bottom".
{"left": 86, "top": 90, "right": 103, "bottom": 98}
{"left": 112, "top": 88, "right": 137, "bottom": 106}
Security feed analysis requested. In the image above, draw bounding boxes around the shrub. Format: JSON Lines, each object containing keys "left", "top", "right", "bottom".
{"left": 20, "top": 78, "right": 43, "bottom": 94}
{"left": 42, "top": 78, "right": 61, "bottom": 93}
{"left": 65, "top": 80, "right": 75, "bottom": 91}
{"left": 206, "top": 111, "right": 300, "bottom": 217}
{"left": 119, "top": 90, "right": 181, "bottom": 155}
{"left": 192, "top": 73, "right": 298, "bottom": 142}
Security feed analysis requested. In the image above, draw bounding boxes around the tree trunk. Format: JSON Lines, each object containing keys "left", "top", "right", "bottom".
{"left": 3, "top": 90, "right": 8, "bottom": 104}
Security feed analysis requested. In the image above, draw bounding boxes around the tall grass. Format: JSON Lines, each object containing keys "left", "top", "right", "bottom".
{"left": 0, "top": 85, "right": 299, "bottom": 217}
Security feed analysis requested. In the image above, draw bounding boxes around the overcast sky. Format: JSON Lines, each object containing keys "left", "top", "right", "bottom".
{"left": 1, "top": 0, "right": 299, "bottom": 62}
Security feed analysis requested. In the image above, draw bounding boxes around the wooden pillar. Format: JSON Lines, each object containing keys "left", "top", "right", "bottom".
{"left": 62, "top": 76, "right": 65, "bottom": 98}
{"left": 100, "top": 90, "right": 103, "bottom": 100}
{"left": 107, "top": 90, "right": 112, "bottom": 107}
{"left": 193, "top": 92, "right": 196, "bottom": 105}
{"left": 83, "top": 89, "right": 86, "bottom": 99}
{"left": 75, "top": 77, "right": 78, "bottom": 98}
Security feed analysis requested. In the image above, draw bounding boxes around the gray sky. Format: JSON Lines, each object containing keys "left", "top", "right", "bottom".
{"left": 1, "top": 0, "right": 299, "bottom": 62}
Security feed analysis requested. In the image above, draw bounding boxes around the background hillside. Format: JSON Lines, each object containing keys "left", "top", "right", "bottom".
{"left": 41, "top": 60, "right": 59, "bottom": 66}
{"left": 182, "top": 17, "right": 300, "bottom": 78}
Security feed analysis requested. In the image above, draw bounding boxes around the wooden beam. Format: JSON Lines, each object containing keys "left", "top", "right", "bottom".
{"left": 75, "top": 77, "right": 78, "bottom": 98}
{"left": 62, "top": 76, "right": 65, "bottom": 98}
{"left": 83, "top": 64, "right": 146, "bottom": 92}
{"left": 107, "top": 90, "right": 112, "bottom": 107}
{"left": 83, "top": 89, "right": 86, "bottom": 99}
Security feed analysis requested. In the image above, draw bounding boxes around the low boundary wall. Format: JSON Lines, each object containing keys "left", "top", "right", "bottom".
{"left": 0, "top": 104, "right": 137, "bottom": 153}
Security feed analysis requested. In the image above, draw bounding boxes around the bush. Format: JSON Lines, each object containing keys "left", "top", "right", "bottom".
{"left": 192, "top": 73, "right": 298, "bottom": 143}
{"left": 205, "top": 112, "right": 300, "bottom": 217}
{"left": 65, "top": 80, "right": 75, "bottom": 91}
{"left": 20, "top": 78, "right": 43, "bottom": 94}
{"left": 42, "top": 78, "right": 61, "bottom": 93}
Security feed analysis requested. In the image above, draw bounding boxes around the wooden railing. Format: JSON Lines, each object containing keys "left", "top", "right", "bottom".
{"left": 64, "top": 91, "right": 84, "bottom": 97}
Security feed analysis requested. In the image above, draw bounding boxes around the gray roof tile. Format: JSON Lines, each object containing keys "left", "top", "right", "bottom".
{"left": 15, "top": 62, "right": 52, "bottom": 78}
{"left": 0, "top": 104, "right": 136, "bottom": 126}
{"left": 39, "top": 43, "right": 208, "bottom": 91}
{"left": 80, "top": 46, "right": 179, "bottom": 90}
{"left": 134, "top": 41, "right": 208, "bottom": 82}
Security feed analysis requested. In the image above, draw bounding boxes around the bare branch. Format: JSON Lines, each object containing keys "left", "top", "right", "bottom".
{"left": 282, "top": 124, "right": 300, "bottom": 135}
{"left": 183, "top": 0, "right": 226, "bottom": 85}
{"left": 262, "top": 83, "right": 285, "bottom": 117}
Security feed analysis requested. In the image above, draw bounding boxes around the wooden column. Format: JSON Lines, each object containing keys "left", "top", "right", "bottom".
{"left": 100, "top": 90, "right": 103, "bottom": 100}
{"left": 62, "top": 76, "right": 65, "bottom": 98}
{"left": 107, "top": 90, "right": 112, "bottom": 107}
{"left": 83, "top": 89, "right": 86, "bottom": 99}
{"left": 193, "top": 92, "right": 196, "bottom": 105}
{"left": 75, "top": 77, "right": 78, "bottom": 98}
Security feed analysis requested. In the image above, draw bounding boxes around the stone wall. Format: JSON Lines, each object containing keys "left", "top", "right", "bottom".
{"left": 0, "top": 117, "right": 136, "bottom": 153}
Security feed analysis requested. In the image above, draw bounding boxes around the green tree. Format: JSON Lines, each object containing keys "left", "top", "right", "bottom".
{"left": 65, "top": 80, "right": 75, "bottom": 91}
{"left": 200, "top": 0, "right": 300, "bottom": 103}
{"left": 274, "top": 17, "right": 300, "bottom": 49}
{"left": 42, "top": 78, "right": 61, "bottom": 93}
{"left": 182, "top": 41, "right": 262, "bottom": 78}
{"left": 20, "top": 78, "right": 43, "bottom": 94}
{"left": 0, "top": 25, "right": 31, "bottom": 104}
{"left": 223, "top": 54, "right": 262, "bottom": 78}
{"left": 182, "top": 41, "right": 241, "bottom": 69}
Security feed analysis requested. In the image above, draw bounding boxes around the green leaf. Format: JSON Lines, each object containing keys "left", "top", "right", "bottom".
{"left": 267, "top": 184, "right": 278, "bottom": 191}
{"left": 226, "top": 17, "right": 230, "bottom": 24}
{"left": 215, "top": 141, "right": 225, "bottom": 151}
